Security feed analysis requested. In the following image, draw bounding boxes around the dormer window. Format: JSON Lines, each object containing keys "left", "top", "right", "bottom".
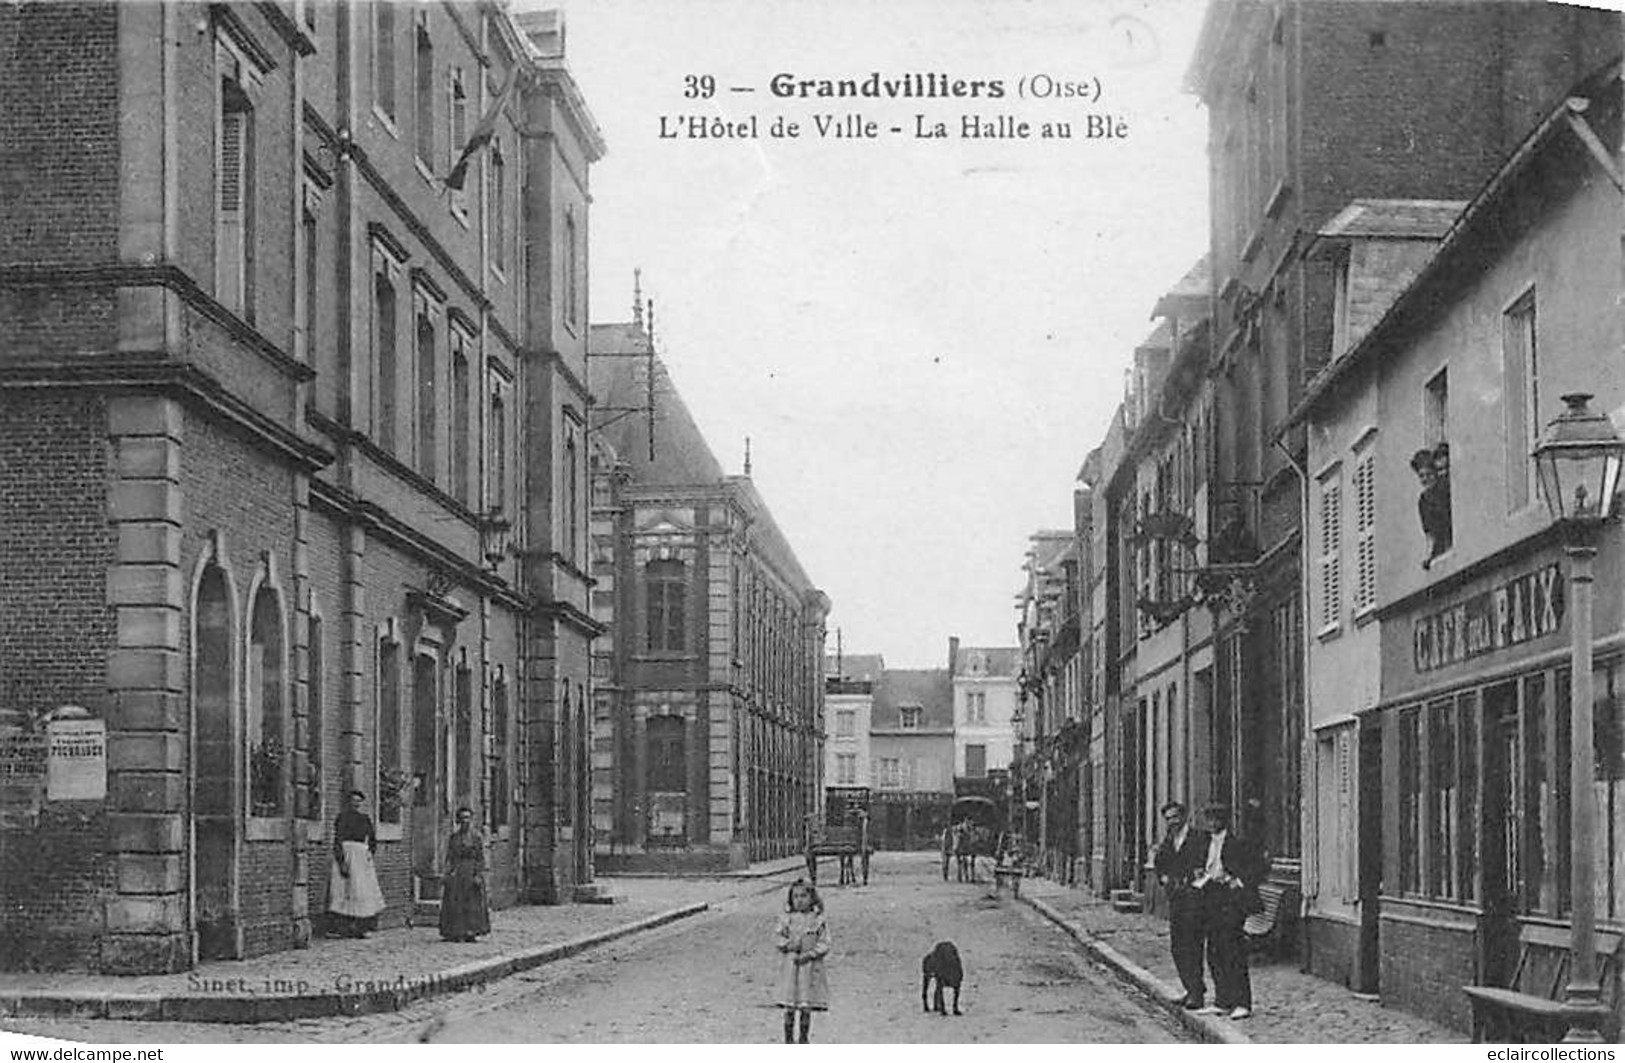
{"left": 901, "top": 706, "right": 921, "bottom": 730}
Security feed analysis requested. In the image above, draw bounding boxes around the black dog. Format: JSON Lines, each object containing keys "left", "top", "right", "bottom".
{"left": 921, "top": 940, "right": 963, "bottom": 1015}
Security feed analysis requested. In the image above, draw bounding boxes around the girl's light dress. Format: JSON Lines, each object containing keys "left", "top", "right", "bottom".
{"left": 774, "top": 909, "right": 831, "bottom": 1010}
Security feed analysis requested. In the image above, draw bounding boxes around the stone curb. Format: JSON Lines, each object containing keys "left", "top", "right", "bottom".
{"left": 1020, "top": 894, "right": 1253, "bottom": 1046}
{"left": 0, "top": 902, "right": 710, "bottom": 1025}
{"left": 606, "top": 859, "right": 808, "bottom": 881}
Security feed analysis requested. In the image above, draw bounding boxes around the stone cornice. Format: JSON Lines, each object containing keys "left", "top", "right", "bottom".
{"left": 309, "top": 478, "right": 526, "bottom": 611}
{"left": 519, "top": 345, "right": 589, "bottom": 402}
{"left": 0, "top": 263, "right": 315, "bottom": 384}
{"left": 530, "top": 597, "right": 607, "bottom": 637}
{"left": 252, "top": 1, "right": 316, "bottom": 57}
{"left": 0, "top": 357, "right": 331, "bottom": 472}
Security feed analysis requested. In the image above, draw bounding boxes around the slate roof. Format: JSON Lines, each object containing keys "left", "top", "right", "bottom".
{"left": 588, "top": 322, "right": 726, "bottom": 485}
{"left": 871, "top": 669, "right": 954, "bottom": 730}
{"left": 1315, "top": 199, "right": 1466, "bottom": 241}
{"left": 826, "top": 654, "right": 885, "bottom": 682}
{"left": 952, "top": 646, "right": 1020, "bottom": 678}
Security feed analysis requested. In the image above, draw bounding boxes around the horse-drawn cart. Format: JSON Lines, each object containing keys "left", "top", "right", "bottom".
{"left": 805, "top": 793, "right": 875, "bottom": 886}
{"left": 944, "top": 794, "right": 1009, "bottom": 883}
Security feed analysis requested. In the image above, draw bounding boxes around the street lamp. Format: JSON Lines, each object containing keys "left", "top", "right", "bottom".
{"left": 1532, "top": 392, "right": 1624, "bottom": 1044}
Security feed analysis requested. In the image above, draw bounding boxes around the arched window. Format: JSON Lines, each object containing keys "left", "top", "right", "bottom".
{"left": 248, "top": 585, "right": 285, "bottom": 817}
{"left": 303, "top": 610, "right": 324, "bottom": 820}
{"left": 196, "top": 564, "right": 234, "bottom": 820}
{"left": 454, "top": 658, "right": 473, "bottom": 807}
{"left": 645, "top": 559, "right": 686, "bottom": 652}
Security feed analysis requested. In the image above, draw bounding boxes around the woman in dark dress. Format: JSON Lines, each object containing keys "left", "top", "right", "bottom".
{"left": 329, "top": 790, "right": 385, "bottom": 938}
{"left": 439, "top": 806, "right": 490, "bottom": 942}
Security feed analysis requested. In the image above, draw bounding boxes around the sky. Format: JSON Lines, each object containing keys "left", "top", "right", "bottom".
{"left": 537, "top": 0, "right": 1211, "bottom": 667}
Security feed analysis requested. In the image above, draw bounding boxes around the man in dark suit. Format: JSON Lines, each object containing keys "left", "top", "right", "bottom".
{"left": 1152, "top": 800, "right": 1209, "bottom": 1010}
{"left": 1194, "top": 803, "right": 1267, "bottom": 1020}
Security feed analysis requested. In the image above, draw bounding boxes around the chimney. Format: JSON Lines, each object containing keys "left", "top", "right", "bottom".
{"left": 512, "top": 9, "right": 565, "bottom": 59}
{"left": 948, "top": 636, "right": 960, "bottom": 676}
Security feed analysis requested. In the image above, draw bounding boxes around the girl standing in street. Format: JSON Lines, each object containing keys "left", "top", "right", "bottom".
{"left": 774, "top": 879, "right": 830, "bottom": 1043}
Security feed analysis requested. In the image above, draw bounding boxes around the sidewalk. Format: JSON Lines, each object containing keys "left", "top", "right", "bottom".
{"left": 1018, "top": 875, "right": 1467, "bottom": 1044}
{"left": 0, "top": 869, "right": 797, "bottom": 1025}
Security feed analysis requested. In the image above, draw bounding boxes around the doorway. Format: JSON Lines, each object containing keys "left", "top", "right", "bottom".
{"left": 411, "top": 651, "right": 443, "bottom": 901}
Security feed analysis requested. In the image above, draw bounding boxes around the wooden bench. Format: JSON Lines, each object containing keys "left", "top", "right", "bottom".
{"left": 1463, "top": 925, "right": 1623, "bottom": 1043}
{"left": 1242, "top": 881, "right": 1300, "bottom": 957}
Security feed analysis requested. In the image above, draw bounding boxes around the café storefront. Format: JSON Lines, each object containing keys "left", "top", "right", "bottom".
{"left": 1368, "top": 542, "right": 1625, "bottom": 1031}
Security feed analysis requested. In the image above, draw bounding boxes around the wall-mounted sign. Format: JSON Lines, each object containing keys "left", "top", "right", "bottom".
{"left": 46, "top": 716, "right": 106, "bottom": 801}
{"left": 1412, "top": 563, "right": 1564, "bottom": 673}
{"left": 0, "top": 731, "right": 48, "bottom": 823}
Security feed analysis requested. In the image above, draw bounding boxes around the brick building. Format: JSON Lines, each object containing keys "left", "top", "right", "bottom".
{"left": 587, "top": 315, "right": 829, "bottom": 872}
{"left": 1287, "top": 68, "right": 1624, "bottom": 1032}
{"left": 1186, "top": 0, "right": 1618, "bottom": 978}
{"left": 0, "top": 1, "right": 602, "bottom": 972}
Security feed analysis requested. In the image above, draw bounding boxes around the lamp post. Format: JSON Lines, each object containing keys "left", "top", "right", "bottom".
{"left": 1532, "top": 392, "right": 1624, "bottom": 1044}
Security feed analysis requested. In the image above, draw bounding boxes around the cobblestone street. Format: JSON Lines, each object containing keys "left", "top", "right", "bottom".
{"left": 1019, "top": 876, "right": 1468, "bottom": 1044}
{"left": 2, "top": 855, "right": 1189, "bottom": 1044}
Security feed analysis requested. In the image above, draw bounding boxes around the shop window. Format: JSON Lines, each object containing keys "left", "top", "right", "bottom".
{"left": 1456, "top": 691, "right": 1479, "bottom": 904}
{"left": 1398, "top": 708, "right": 1421, "bottom": 895}
{"left": 1427, "top": 698, "right": 1459, "bottom": 899}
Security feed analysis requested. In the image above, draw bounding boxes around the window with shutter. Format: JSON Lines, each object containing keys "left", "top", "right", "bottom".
{"left": 1354, "top": 451, "right": 1377, "bottom": 614}
{"left": 448, "top": 68, "right": 468, "bottom": 217}
{"left": 1318, "top": 471, "right": 1342, "bottom": 630}
{"left": 217, "top": 77, "right": 253, "bottom": 317}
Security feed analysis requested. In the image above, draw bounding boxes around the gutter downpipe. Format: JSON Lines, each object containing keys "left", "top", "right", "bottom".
{"left": 1272, "top": 431, "right": 1315, "bottom": 968}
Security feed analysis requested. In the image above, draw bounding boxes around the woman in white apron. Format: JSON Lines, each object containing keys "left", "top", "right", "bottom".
{"left": 328, "top": 789, "right": 385, "bottom": 938}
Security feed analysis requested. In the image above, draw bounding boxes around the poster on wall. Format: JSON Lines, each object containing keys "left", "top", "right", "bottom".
{"left": 45, "top": 714, "right": 106, "bottom": 802}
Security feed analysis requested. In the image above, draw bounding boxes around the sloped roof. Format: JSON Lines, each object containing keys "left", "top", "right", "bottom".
{"left": 588, "top": 322, "right": 726, "bottom": 485}
{"left": 953, "top": 646, "right": 1020, "bottom": 678}
{"left": 825, "top": 653, "right": 885, "bottom": 682}
{"left": 1315, "top": 199, "right": 1466, "bottom": 241}
{"left": 1152, "top": 254, "right": 1211, "bottom": 320}
{"left": 872, "top": 669, "right": 953, "bottom": 729}
{"left": 1286, "top": 61, "right": 1622, "bottom": 430}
